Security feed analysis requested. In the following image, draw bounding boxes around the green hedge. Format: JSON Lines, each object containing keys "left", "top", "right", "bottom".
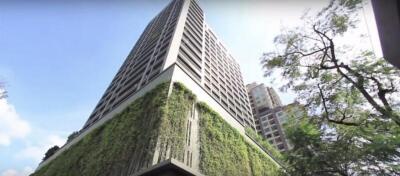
{"left": 32, "top": 82, "right": 195, "bottom": 176}
{"left": 197, "top": 102, "right": 283, "bottom": 176}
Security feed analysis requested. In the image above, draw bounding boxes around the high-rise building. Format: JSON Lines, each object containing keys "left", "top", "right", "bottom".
{"left": 266, "top": 87, "right": 282, "bottom": 108}
{"left": 82, "top": 0, "right": 255, "bottom": 130}
{"left": 246, "top": 82, "right": 289, "bottom": 151}
{"left": 246, "top": 82, "right": 281, "bottom": 134}
{"left": 33, "top": 0, "right": 282, "bottom": 175}
{"left": 246, "top": 83, "right": 282, "bottom": 113}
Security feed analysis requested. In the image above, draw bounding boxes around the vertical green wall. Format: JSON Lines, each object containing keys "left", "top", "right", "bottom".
{"left": 32, "top": 82, "right": 282, "bottom": 176}
{"left": 32, "top": 82, "right": 195, "bottom": 176}
{"left": 197, "top": 102, "right": 282, "bottom": 176}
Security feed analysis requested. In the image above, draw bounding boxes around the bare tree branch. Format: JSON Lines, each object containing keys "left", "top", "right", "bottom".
{"left": 318, "top": 84, "right": 359, "bottom": 126}
{"left": 312, "top": 26, "right": 400, "bottom": 126}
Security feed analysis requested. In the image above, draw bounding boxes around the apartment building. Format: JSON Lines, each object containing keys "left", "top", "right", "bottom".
{"left": 35, "top": 0, "right": 285, "bottom": 175}
{"left": 246, "top": 82, "right": 290, "bottom": 151}
{"left": 82, "top": 0, "right": 255, "bottom": 130}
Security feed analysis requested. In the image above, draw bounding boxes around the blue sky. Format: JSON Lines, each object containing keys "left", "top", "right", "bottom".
{"left": 0, "top": 0, "right": 380, "bottom": 175}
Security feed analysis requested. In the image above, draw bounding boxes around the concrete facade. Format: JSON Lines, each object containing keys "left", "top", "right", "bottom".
{"left": 371, "top": 0, "right": 400, "bottom": 68}
{"left": 246, "top": 83, "right": 282, "bottom": 133}
{"left": 256, "top": 107, "right": 290, "bottom": 151}
{"left": 246, "top": 82, "right": 290, "bottom": 152}
{"left": 83, "top": 0, "right": 255, "bottom": 131}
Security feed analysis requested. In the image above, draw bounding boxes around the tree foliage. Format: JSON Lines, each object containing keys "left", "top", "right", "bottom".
{"left": 66, "top": 131, "right": 79, "bottom": 143}
{"left": 283, "top": 114, "right": 400, "bottom": 175}
{"left": 43, "top": 145, "right": 60, "bottom": 161}
{"left": 261, "top": 0, "right": 400, "bottom": 175}
{"left": 0, "top": 81, "right": 7, "bottom": 99}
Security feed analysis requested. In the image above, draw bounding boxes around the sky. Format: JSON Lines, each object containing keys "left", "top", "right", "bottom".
{"left": 0, "top": 0, "right": 380, "bottom": 175}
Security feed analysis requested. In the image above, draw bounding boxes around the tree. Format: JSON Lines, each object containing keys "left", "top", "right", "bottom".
{"left": 67, "top": 131, "right": 79, "bottom": 143}
{"left": 283, "top": 113, "right": 399, "bottom": 175}
{"left": 0, "top": 81, "right": 7, "bottom": 99}
{"left": 43, "top": 145, "right": 60, "bottom": 161}
{"left": 261, "top": 0, "right": 400, "bottom": 175}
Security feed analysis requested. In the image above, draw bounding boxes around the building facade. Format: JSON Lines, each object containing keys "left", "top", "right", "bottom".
{"left": 371, "top": 0, "right": 400, "bottom": 68}
{"left": 246, "top": 82, "right": 282, "bottom": 132}
{"left": 34, "top": 0, "right": 284, "bottom": 175}
{"left": 83, "top": 0, "right": 255, "bottom": 130}
{"left": 246, "top": 82, "right": 290, "bottom": 151}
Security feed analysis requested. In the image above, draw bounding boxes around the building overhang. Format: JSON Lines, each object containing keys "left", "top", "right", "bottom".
{"left": 133, "top": 159, "right": 204, "bottom": 176}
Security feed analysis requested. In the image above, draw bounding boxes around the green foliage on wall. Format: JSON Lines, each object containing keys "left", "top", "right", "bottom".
{"left": 245, "top": 127, "right": 283, "bottom": 161}
{"left": 32, "top": 82, "right": 195, "bottom": 176}
{"left": 157, "top": 82, "right": 196, "bottom": 162}
{"left": 197, "top": 102, "right": 283, "bottom": 176}
{"left": 247, "top": 143, "right": 283, "bottom": 176}
{"left": 32, "top": 81, "right": 283, "bottom": 176}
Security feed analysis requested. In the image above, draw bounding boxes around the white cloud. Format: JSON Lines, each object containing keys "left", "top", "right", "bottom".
{"left": 16, "top": 134, "right": 65, "bottom": 162}
{"left": 1, "top": 167, "right": 33, "bottom": 176}
{"left": 0, "top": 88, "right": 67, "bottom": 174}
{"left": 0, "top": 93, "right": 31, "bottom": 146}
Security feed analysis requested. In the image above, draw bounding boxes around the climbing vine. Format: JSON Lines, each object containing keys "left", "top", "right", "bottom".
{"left": 245, "top": 127, "right": 283, "bottom": 161}
{"left": 157, "top": 82, "right": 196, "bottom": 162}
{"left": 197, "top": 102, "right": 283, "bottom": 176}
{"left": 32, "top": 81, "right": 282, "bottom": 176}
{"left": 32, "top": 82, "right": 194, "bottom": 176}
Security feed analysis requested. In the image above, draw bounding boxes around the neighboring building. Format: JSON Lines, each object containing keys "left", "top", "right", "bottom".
{"left": 246, "top": 83, "right": 282, "bottom": 112}
{"left": 33, "top": 1, "right": 282, "bottom": 175}
{"left": 246, "top": 82, "right": 289, "bottom": 151}
{"left": 371, "top": 0, "right": 400, "bottom": 68}
{"left": 246, "top": 83, "right": 282, "bottom": 132}
{"left": 266, "top": 87, "right": 282, "bottom": 108}
{"left": 259, "top": 107, "right": 290, "bottom": 152}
